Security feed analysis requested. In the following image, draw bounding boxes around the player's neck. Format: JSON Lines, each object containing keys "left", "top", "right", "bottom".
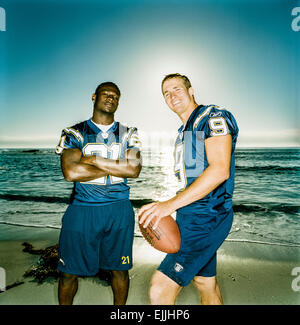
{"left": 179, "top": 102, "right": 198, "bottom": 124}
{"left": 92, "top": 111, "right": 115, "bottom": 125}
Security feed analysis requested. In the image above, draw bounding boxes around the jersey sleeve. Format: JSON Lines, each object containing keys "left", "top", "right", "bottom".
{"left": 195, "top": 107, "right": 239, "bottom": 140}
{"left": 55, "top": 127, "right": 83, "bottom": 154}
{"left": 126, "top": 127, "right": 142, "bottom": 152}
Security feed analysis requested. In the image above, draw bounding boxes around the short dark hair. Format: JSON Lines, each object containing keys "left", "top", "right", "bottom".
{"left": 95, "top": 82, "right": 121, "bottom": 97}
{"left": 161, "top": 73, "right": 192, "bottom": 92}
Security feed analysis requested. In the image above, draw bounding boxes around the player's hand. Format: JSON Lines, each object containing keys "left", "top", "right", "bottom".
{"left": 138, "top": 200, "right": 175, "bottom": 230}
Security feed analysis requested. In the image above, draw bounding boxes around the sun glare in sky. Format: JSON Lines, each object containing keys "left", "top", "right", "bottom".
{"left": 0, "top": 0, "right": 299, "bottom": 148}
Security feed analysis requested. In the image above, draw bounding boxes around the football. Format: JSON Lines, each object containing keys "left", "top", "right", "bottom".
{"left": 139, "top": 215, "right": 181, "bottom": 253}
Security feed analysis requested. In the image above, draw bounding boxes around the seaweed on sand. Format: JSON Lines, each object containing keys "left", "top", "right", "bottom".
{"left": 22, "top": 242, "right": 111, "bottom": 285}
{"left": 22, "top": 242, "right": 60, "bottom": 283}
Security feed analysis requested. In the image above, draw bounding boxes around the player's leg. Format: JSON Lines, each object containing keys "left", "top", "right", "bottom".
{"left": 57, "top": 205, "right": 81, "bottom": 305}
{"left": 149, "top": 270, "right": 182, "bottom": 305}
{"left": 111, "top": 270, "right": 130, "bottom": 305}
{"left": 193, "top": 251, "right": 223, "bottom": 305}
{"left": 191, "top": 211, "right": 233, "bottom": 305}
{"left": 58, "top": 272, "right": 78, "bottom": 305}
{"left": 193, "top": 275, "right": 223, "bottom": 305}
{"left": 57, "top": 205, "right": 101, "bottom": 304}
{"left": 100, "top": 200, "right": 135, "bottom": 305}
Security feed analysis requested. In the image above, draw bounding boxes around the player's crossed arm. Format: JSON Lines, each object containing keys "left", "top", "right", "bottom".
{"left": 61, "top": 148, "right": 142, "bottom": 182}
{"left": 92, "top": 148, "right": 142, "bottom": 179}
{"left": 61, "top": 148, "right": 108, "bottom": 182}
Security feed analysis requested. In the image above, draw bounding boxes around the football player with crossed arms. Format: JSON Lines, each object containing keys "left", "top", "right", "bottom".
{"left": 139, "top": 73, "right": 239, "bottom": 305}
{"left": 56, "top": 82, "right": 142, "bottom": 305}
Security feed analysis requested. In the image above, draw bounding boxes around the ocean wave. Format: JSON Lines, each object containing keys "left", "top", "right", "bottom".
{"left": 0, "top": 149, "right": 53, "bottom": 154}
{"left": 1, "top": 221, "right": 299, "bottom": 247}
{"left": 0, "top": 194, "right": 70, "bottom": 204}
{"left": 0, "top": 194, "right": 153, "bottom": 208}
{"left": 0, "top": 194, "right": 298, "bottom": 214}
{"left": 236, "top": 165, "right": 300, "bottom": 172}
{"left": 224, "top": 238, "right": 300, "bottom": 248}
{"left": 0, "top": 220, "right": 61, "bottom": 229}
{"left": 233, "top": 203, "right": 299, "bottom": 214}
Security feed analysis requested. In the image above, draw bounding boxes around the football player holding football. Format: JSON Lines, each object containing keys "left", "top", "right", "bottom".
{"left": 139, "top": 73, "right": 238, "bottom": 305}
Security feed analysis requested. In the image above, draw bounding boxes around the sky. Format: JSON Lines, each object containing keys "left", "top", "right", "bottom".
{"left": 0, "top": 0, "right": 299, "bottom": 148}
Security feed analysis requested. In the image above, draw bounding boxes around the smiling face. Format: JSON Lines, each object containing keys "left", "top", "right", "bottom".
{"left": 162, "top": 77, "right": 196, "bottom": 119}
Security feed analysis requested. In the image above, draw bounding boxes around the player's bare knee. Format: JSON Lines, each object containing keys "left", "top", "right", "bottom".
{"left": 149, "top": 273, "right": 166, "bottom": 302}
{"left": 193, "top": 276, "right": 216, "bottom": 292}
{"left": 60, "top": 272, "right": 77, "bottom": 285}
{"left": 149, "top": 281, "right": 164, "bottom": 304}
{"left": 111, "top": 270, "right": 128, "bottom": 281}
{"left": 150, "top": 276, "right": 176, "bottom": 304}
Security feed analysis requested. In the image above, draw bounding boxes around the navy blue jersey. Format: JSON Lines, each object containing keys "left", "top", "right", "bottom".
{"left": 56, "top": 119, "right": 141, "bottom": 205}
{"left": 174, "top": 105, "right": 239, "bottom": 215}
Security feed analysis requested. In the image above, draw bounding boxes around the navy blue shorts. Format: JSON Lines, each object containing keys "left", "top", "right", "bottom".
{"left": 58, "top": 200, "right": 135, "bottom": 276}
{"left": 158, "top": 209, "right": 233, "bottom": 287}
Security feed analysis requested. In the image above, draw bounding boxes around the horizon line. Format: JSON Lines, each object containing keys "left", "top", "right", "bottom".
{"left": 0, "top": 145, "right": 299, "bottom": 150}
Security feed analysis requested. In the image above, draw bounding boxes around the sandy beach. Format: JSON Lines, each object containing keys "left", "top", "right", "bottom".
{"left": 0, "top": 224, "right": 299, "bottom": 305}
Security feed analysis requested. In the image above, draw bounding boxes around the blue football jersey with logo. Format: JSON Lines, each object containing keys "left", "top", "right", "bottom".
{"left": 56, "top": 119, "right": 141, "bottom": 205}
{"left": 174, "top": 104, "right": 239, "bottom": 215}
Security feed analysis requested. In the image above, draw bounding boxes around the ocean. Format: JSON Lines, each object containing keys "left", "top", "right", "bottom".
{"left": 0, "top": 147, "right": 299, "bottom": 247}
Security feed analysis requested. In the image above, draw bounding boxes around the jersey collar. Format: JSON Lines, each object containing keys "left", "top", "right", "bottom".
{"left": 178, "top": 105, "right": 204, "bottom": 133}
{"left": 87, "top": 119, "right": 118, "bottom": 134}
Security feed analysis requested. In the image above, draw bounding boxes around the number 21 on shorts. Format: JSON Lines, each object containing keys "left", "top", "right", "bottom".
{"left": 121, "top": 256, "right": 130, "bottom": 264}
